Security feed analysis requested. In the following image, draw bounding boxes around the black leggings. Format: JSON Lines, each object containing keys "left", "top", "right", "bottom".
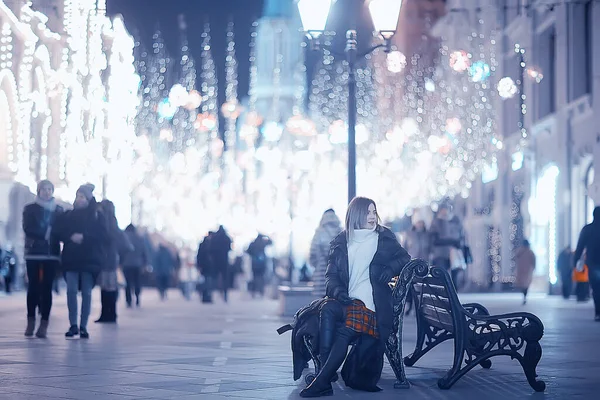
{"left": 26, "top": 260, "right": 57, "bottom": 320}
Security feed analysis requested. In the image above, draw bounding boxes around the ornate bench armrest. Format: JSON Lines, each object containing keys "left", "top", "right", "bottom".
{"left": 463, "top": 311, "right": 544, "bottom": 341}
{"left": 462, "top": 303, "right": 490, "bottom": 316}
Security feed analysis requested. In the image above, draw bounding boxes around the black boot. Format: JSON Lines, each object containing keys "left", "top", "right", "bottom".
{"left": 300, "top": 328, "right": 355, "bottom": 398}
{"left": 317, "top": 302, "right": 343, "bottom": 383}
{"left": 95, "top": 290, "right": 108, "bottom": 323}
{"left": 104, "top": 291, "right": 117, "bottom": 323}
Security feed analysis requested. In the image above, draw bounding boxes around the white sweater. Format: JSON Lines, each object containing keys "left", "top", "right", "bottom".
{"left": 347, "top": 228, "right": 379, "bottom": 312}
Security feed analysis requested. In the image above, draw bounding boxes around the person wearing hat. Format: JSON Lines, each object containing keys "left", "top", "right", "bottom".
{"left": 22, "top": 180, "right": 64, "bottom": 338}
{"left": 53, "top": 183, "right": 108, "bottom": 339}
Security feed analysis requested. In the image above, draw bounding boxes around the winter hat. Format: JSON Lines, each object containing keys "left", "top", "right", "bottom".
{"left": 37, "top": 179, "right": 54, "bottom": 194}
{"left": 76, "top": 183, "right": 96, "bottom": 201}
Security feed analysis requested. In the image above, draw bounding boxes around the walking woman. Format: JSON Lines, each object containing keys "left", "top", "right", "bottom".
{"left": 514, "top": 239, "right": 536, "bottom": 305}
{"left": 53, "top": 184, "right": 108, "bottom": 339}
{"left": 95, "top": 200, "right": 133, "bottom": 323}
{"left": 300, "top": 197, "right": 411, "bottom": 398}
{"left": 574, "top": 207, "right": 600, "bottom": 320}
{"left": 22, "top": 180, "right": 64, "bottom": 338}
{"left": 309, "top": 209, "right": 342, "bottom": 297}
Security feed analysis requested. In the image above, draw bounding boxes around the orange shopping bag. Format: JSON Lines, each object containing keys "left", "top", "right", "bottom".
{"left": 573, "top": 264, "right": 589, "bottom": 283}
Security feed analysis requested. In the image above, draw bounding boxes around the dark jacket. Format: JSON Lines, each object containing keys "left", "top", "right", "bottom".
{"left": 154, "top": 245, "right": 175, "bottom": 277}
{"left": 121, "top": 230, "right": 148, "bottom": 269}
{"left": 209, "top": 228, "right": 232, "bottom": 272}
{"left": 53, "top": 199, "right": 109, "bottom": 272}
{"left": 247, "top": 234, "right": 272, "bottom": 273}
{"left": 326, "top": 226, "right": 411, "bottom": 346}
{"left": 22, "top": 202, "right": 64, "bottom": 260}
{"left": 574, "top": 221, "right": 600, "bottom": 267}
{"left": 279, "top": 297, "right": 385, "bottom": 391}
{"left": 104, "top": 227, "right": 133, "bottom": 272}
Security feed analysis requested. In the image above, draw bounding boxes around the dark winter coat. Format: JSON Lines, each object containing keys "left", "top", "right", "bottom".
{"left": 196, "top": 235, "right": 213, "bottom": 276}
{"left": 52, "top": 199, "right": 109, "bottom": 273}
{"left": 22, "top": 202, "right": 64, "bottom": 260}
{"left": 104, "top": 226, "right": 134, "bottom": 272}
{"left": 247, "top": 234, "right": 272, "bottom": 274}
{"left": 120, "top": 230, "right": 148, "bottom": 269}
{"left": 574, "top": 220, "right": 600, "bottom": 268}
{"left": 326, "top": 225, "right": 411, "bottom": 355}
{"left": 209, "top": 228, "right": 232, "bottom": 273}
{"left": 279, "top": 297, "right": 386, "bottom": 391}
{"left": 153, "top": 245, "right": 175, "bottom": 277}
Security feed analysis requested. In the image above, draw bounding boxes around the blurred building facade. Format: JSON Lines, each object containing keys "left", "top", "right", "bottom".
{"left": 448, "top": 0, "right": 600, "bottom": 292}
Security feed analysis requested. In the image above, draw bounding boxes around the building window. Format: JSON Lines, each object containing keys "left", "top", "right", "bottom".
{"left": 585, "top": 163, "right": 595, "bottom": 224}
{"left": 569, "top": 1, "right": 592, "bottom": 100}
{"left": 585, "top": 0, "right": 593, "bottom": 95}
{"left": 537, "top": 26, "right": 556, "bottom": 119}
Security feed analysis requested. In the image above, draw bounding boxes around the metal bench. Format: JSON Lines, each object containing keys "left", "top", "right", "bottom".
{"left": 404, "top": 263, "right": 546, "bottom": 392}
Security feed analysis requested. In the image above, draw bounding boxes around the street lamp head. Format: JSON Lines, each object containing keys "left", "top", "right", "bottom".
{"left": 297, "top": 0, "right": 334, "bottom": 38}
{"left": 368, "top": 0, "right": 402, "bottom": 39}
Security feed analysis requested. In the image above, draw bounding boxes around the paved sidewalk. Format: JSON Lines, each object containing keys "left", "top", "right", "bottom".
{"left": 0, "top": 289, "right": 598, "bottom": 399}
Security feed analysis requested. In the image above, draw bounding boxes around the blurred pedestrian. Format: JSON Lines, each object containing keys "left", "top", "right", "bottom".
{"left": 309, "top": 209, "right": 342, "bottom": 297}
{"left": 514, "top": 239, "right": 536, "bottom": 305}
{"left": 246, "top": 233, "right": 272, "bottom": 297}
{"left": 574, "top": 207, "right": 600, "bottom": 321}
{"left": 209, "top": 226, "right": 232, "bottom": 302}
{"left": 153, "top": 243, "right": 175, "bottom": 300}
{"left": 430, "top": 202, "right": 464, "bottom": 285}
{"left": 404, "top": 214, "right": 430, "bottom": 314}
{"left": 53, "top": 184, "right": 108, "bottom": 339}
{"left": 95, "top": 200, "right": 133, "bottom": 323}
{"left": 22, "top": 179, "right": 64, "bottom": 338}
{"left": 573, "top": 249, "right": 590, "bottom": 302}
{"left": 196, "top": 232, "right": 215, "bottom": 303}
{"left": 121, "top": 224, "right": 148, "bottom": 308}
{"left": 557, "top": 246, "right": 573, "bottom": 299}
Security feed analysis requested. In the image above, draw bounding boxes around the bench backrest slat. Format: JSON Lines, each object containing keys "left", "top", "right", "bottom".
{"left": 411, "top": 271, "right": 456, "bottom": 333}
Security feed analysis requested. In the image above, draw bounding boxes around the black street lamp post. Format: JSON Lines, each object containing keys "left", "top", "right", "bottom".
{"left": 297, "top": 0, "right": 403, "bottom": 203}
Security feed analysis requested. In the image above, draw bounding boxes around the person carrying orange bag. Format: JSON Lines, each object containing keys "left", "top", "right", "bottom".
{"left": 573, "top": 250, "right": 590, "bottom": 302}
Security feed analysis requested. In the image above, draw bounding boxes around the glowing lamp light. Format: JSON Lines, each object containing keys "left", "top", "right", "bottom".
{"left": 221, "top": 100, "right": 242, "bottom": 119}
{"left": 400, "top": 117, "right": 419, "bottom": 137}
{"left": 184, "top": 90, "right": 202, "bottom": 110}
{"left": 329, "top": 120, "right": 347, "bottom": 144}
{"left": 297, "top": 0, "right": 333, "bottom": 37}
{"left": 445, "top": 117, "right": 461, "bottom": 135}
{"left": 169, "top": 84, "right": 188, "bottom": 107}
{"left": 368, "top": 0, "right": 403, "bottom": 39}
{"left": 497, "top": 76, "right": 517, "bottom": 99}
{"left": 526, "top": 66, "right": 544, "bottom": 83}
{"left": 195, "top": 112, "right": 217, "bottom": 132}
{"left": 424, "top": 78, "right": 435, "bottom": 92}
{"left": 469, "top": 61, "right": 491, "bottom": 82}
{"left": 355, "top": 124, "right": 370, "bottom": 145}
{"left": 449, "top": 50, "right": 470, "bottom": 72}
{"left": 157, "top": 98, "right": 177, "bottom": 120}
{"left": 262, "top": 122, "right": 284, "bottom": 142}
{"left": 159, "top": 128, "right": 174, "bottom": 142}
{"left": 386, "top": 51, "right": 406, "bottom": 74}
{"left": 245, "top": 111, "right": 263, "bottom": 128}
{"left": 286, "top": 115, "right": 317, "bottom": 137}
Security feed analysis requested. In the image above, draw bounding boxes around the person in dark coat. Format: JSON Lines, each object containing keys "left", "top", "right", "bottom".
{"left": 557, "top": 246, "right": 573, "bottom": 300}
{"left": 300, "top": 197, "right": 411, "bottom": 398}
{"left": 121, "top": 224, "right": 148, "bottom": 307}
{"left": 246, "top": 233, "right": 272, "bottom": 297}
{"left": 53, "top": 184, "right": 108, "bottom": 339}
{"left": 574, "top": 206, "right": 600, "bottom": 321}
{"left": 22, "top": 180, "right": 64, "bottom": 337}
{"left": 153, "top": 243, "right": 175, "bottom": 300}
{"left": 196, "top": 232, "right": 215, "bottom": 303}
{"left": 209, "top": 226, "right": 232, "bottom": 302}
{"left": 95, "top": 200, "right": 133, "bottom": 323}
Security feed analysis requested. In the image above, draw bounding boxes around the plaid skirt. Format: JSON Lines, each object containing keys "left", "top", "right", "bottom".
{"left": 345, "top": 300, "right": 379, "bottom": 338}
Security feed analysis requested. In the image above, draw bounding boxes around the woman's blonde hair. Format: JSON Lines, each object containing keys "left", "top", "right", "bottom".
{"left": 345, "top": 196, "right": 379, "bottom": 240}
